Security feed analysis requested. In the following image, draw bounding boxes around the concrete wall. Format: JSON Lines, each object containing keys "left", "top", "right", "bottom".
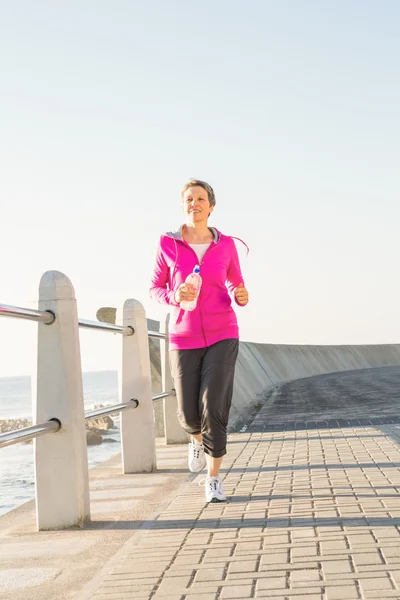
{"left": 148, "top": 318, "right": 400, "bottom": 433}
{"left": 229, "top": 342, "right": 400, "bottom": 430}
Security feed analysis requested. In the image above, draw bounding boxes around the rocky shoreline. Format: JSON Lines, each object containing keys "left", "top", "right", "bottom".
{"left": 0, "top": 408, "right": 118, "bottom": 446}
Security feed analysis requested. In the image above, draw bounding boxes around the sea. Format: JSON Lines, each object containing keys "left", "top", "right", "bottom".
{"left": 0, "top": 370, "right": 121, "bottom": 516}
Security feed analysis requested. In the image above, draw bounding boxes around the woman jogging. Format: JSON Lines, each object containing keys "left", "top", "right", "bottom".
{"left": 149, "top": 178, "right": 249, "bottom": 502}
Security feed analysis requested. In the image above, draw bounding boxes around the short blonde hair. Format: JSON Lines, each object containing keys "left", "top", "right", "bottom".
{"left": 181, "top": 179, "right": 216, "bottom": 207}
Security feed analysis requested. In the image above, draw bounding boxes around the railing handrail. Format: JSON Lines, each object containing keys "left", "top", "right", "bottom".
{"left": 0, "top": 299, "right": 171, "bottom": 450}
{"left": 0, "top": 400, "right": 141, "bottom": 449}
{"left": 0, "top": 419, "right": 61, "bottom": 449}
{"left": 78, "top": 318, "right": 134, "bottom": 336}
{"left": 1, "top": 303, "right": 168, "bottom": 342}
{"left": 148, "top": 330, "right": 166, "bottom": 340}
{"left": 84, "top": 399, "right": 139, "bottom": 420}
{"left": 152, "top": 391, "right": 174, "bottom": 402}
{"left": 0, "top": 303, "right": 135, "bottom": 336}
{"left": 0, "top": 303, "right": 55, "bottom": 324}
{"left": 0, "top": 390, "right": 175, "bottom": 449}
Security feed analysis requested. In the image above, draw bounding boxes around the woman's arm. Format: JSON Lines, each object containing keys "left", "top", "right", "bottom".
{"left": 149, "top": 242, "right": 179, "bottom": 306}
{"left": 226, "top": 239, "right": 249, "bottom": 306}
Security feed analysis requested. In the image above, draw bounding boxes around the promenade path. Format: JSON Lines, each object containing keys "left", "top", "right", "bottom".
{"left": 1, "top": 366, "right": 400, "bottom": 600}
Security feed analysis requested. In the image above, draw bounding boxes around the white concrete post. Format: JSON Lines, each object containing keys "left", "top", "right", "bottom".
{"left": 121, "top": 299, "right": 157, "bottom": 472}
{"left": 161, "top": 314, "right": 189, "bottom": 444}
{"left": 35, "top": 271, "right": 90, "bottom": 531}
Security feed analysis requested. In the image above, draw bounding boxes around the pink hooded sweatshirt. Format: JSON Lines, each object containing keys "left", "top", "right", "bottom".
{"left": 149, "top": 227, "right": 247, "bottom": 351}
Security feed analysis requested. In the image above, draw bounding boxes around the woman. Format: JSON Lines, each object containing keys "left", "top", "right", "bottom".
{"left": 149, "top": 178, "right": 249, "bottom": 503}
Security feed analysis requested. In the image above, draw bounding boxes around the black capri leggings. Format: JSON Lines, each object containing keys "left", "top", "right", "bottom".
{"left": 169, "top": 338, "right": 239, "bottom": 458}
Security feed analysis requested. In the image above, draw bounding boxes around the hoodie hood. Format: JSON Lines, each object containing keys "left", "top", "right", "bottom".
{"left": 165, "top": 226, "right": 220, "bottom": 243}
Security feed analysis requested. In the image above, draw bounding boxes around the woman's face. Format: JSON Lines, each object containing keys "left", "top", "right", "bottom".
{"left": 182, "top": 186, "right": 214, "bottom": 223}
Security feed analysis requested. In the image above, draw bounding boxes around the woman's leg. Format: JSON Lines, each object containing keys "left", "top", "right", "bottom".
{"left": 169, "top": 347, "right": 207, "bottom": 472}
{"left": 169, "top": 347, "right": 203, "bottom": 436}
{"left": 208, "top": 456, "right": 224, "bottom": 477}
{"left": 199, "top": 338, "right": 239, "bottom": 477}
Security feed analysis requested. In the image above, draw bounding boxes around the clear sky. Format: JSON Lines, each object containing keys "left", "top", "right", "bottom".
{"left": 1, "top": 1, "right": 399, "bottom": 376}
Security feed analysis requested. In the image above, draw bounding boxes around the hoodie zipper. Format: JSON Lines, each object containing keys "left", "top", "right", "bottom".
{"left": 198, "top": 243, "right": 216, "bottom": 346}
{"left": 185, "top": 241, "right": 216, "bottom": 347}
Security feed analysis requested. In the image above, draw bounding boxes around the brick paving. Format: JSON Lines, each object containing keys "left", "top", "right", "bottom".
{"left": 77, "top": 368, "right": 400, "bottom": 600}
{"left": 249, "top": 367, "right": 400, "bottom": 429}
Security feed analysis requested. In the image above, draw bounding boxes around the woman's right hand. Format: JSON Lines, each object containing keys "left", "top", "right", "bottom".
{"left": 174, "top": 283, "right": 197, "bottom": 304}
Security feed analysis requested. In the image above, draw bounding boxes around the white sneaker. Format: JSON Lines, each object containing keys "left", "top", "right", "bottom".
{"left": 188, "top": 439, "right": 206, "bottom": 473}
{"left": 205, "top": 476, "right": 227, "bottom": 503}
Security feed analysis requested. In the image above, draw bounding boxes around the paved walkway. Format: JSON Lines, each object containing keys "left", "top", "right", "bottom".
{"left": 1, "top": 367, "right": 399, "bottom": 600}
{"left": 74, "top": 368, "right": 400, "bottom": 600}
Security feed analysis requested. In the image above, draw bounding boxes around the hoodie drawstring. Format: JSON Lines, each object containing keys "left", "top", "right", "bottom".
{"left": 230, "top": 236, "right": 249, "bottom": 256}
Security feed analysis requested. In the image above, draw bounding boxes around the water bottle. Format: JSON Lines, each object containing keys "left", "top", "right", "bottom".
{"left": 180, "top": 265, "right": 202, "bottom": 311}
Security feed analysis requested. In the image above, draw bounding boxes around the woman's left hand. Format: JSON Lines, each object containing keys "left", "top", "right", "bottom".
{"left": 234, "top": 283, "right": 249, "bottom": 305}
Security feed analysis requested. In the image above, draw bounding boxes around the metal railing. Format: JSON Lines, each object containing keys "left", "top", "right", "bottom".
{"left": 0, "top": 303, "right": 55, "bottom": 325}
{"left": 0, "top": 302, "right": 170, "bottom": 448}
{"left": 152, "top": 391, "right": 172, "bottom": 401}
{"left": 0, "top": 419, "right": 61, "bottom": 449}
{"left": 0, "top": 304, "right": 134, "bottom": 336}
{"left": 0, "top": 400, "right": 141, "bottom": 449}
{"left": 78, "top": 318, "right": 134, "bottom": 336}
{"left": 0, "top": 278, "right": 184, "bottom": 530}
{"left": 148, "top": 330, "right": 166, "bottom": 340}
{"left": 84, "top": 398, "right": 139, "bottom": 420}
